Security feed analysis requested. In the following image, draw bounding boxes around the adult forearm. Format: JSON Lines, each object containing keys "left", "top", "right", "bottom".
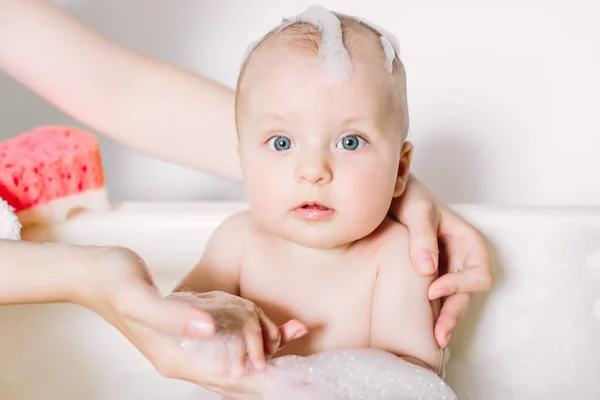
{"left": 0, "top": 240, "right": 100, "bottom": 305}
{"left": 0, "top": 0, "right": 242, "bottom": 181}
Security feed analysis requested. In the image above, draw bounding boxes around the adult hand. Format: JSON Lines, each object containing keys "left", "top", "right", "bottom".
{"left": 390, "top": 175, "right": 493, "bottom": 348}
{"left": 76, "top": 247, "right": 303, "bottom": 394}
{"left": 75, "top": 247, "right": 219, "bottom": 386}
{"left": 167, "top": 291, "right": 308, "bottom": 378}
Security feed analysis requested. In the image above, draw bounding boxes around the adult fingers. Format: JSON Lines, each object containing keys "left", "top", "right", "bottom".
{"left": 244, "top": 317, "right": 267, "bottom": 371}
{"left": 428, "top": 265, "right": 492, "bottom": 300}
{"left": 116, "top": 284, "right": 214, "bottom": 338}
{"left": 402, "top": 201, "right": 441, "bottom": 275}
{"left": 438, "top": 208, "right": 493, "bottom": 290}
{"left": 433, "top": 293, "right": 471, "bottom": 348}
{"left": 227, "top": 336, "right": 247, "bottom": 378}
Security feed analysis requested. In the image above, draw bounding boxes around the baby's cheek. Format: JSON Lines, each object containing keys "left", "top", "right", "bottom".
{"left": 243, "top": 163, "right": 290, "bottom": 231}
{"left": 341, "top": 165, "right": 396, "bottom": 209}
{"left": 331, "top": 169, "right": 393, "bottom": 239}
{"left": 242, "top": 158, "right": 278, "bottom": 200}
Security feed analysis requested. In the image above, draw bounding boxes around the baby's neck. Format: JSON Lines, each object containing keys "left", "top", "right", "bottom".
{"left": 267, "top": 233, "right": 360, "bottom": 263}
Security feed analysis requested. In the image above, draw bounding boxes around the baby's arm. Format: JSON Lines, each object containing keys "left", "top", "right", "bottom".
{"left": 369, "top": 219, "right": 444, "bottom": 375}
{"left": 172, "top": 212, "right": 305, "bottom": 376}
{"left": 172, "top": 211, "right": 265, "bottom": 374}
{"left": 173, "top": 212, "right": 251, "bottom": 296}
{"left": 0, "top": 0, "right": 240, "bottom": 180}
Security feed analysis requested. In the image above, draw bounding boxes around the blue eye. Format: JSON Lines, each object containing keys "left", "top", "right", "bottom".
{"left": 267, "top": 135, "right": 294, "bottom": 151}
{"left": 336, "top": 134, "right": 366, "bottom": 150}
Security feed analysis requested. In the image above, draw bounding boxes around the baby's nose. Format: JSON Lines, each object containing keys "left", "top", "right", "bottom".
{"left": 295, "top": 156, "right": 333, "bottom": 184}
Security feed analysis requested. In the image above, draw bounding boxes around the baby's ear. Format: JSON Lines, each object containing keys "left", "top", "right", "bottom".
{"left": 393, "top": 141, "right": 414, "bottom": 197}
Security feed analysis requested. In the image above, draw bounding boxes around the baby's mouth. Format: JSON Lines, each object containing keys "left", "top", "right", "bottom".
{"left": 292, "top": 202, "right": 335, "bottom": 221}
{"left": 294, "top": 202, "right": 332, "bottom": 211}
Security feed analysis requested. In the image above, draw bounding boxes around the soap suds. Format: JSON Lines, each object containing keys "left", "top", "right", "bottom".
{"left": 354, "top": 17, "right": 401, "bottom": 55}
{"left": 355, "top": 16, "right": 400, "bottom": 72}
{"left": 379, "top": 35, "right": 396, "bottom": 73}
{"left": 278, "top": 5, "right": 352, "bottom": 82}
{"left": 0, "top": 198, "right": 21, "bottom": 240}
{"left": 258, "top": 349, "right": 456, "bottom": 400}
{"left": 241, "top": 5, "right": 402, "bottom": 81}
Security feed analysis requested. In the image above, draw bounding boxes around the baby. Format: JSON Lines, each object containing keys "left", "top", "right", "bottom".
{"left": 171, "top": 5, "right": 451, "bottom": 398}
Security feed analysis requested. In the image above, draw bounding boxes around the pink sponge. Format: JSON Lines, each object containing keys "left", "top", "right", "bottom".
{"left": 0, "top": 126, "right": 110, "bottom": 227}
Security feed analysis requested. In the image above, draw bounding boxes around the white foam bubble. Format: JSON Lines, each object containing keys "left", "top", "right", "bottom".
{"left": 240, "top": 6, "right": 400, "bottom": 80}
{"left": 259, "top": 349, "right": 456, "bottom": 399}
{"left": 380, "top": 35, "right": 396, "bottom": 73}
{"left": 355, "top": 16, "right": 401, "bottom": 73}
{"left": 279, "top": 5, "right": 352, "bottom": 82}
{"left": 0, "top": 198, "right": 21, "bottom": 240}
{"left": 354, "top": 17, "right": 400, "bottom": 55}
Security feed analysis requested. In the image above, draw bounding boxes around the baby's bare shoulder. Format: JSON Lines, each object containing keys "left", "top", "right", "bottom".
{"left": 214, "top": 210, "right": 255, "bottom": 239}
{"left": 368, "top": 216, "right": 436, "bottom": 290}
{"left": 174, "top": 210, "right": 255, "bottom": 294}
{"left": 364, "top": 216, "right": 412, "bottom": 265}
{"left": 220, "top": 210, "right": 254, "bottom": 229}
{"left": 201, "top": 210, "right": 256, "bottom": 263}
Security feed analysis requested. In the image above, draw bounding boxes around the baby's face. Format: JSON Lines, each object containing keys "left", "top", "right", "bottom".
{"left": 236, "top": 39, "right": 412, "bottom": 249}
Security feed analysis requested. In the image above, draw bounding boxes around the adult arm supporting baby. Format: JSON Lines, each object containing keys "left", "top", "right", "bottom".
{"left": 0, "top": 241, "right": 214, "bottom": 337}
{"left": 0, "top": 240, "right": 271, "bottom": 391}
{"left": 0, "top": 240, "right": 100, "bottom": 305}
{"left": 0, "top": 0, "right": 241, "bottom": 181}
{"left": 390, "top": 174, "right": 493, "bottom": 347}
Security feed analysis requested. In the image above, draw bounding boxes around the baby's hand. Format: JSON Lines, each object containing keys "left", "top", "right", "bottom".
{"left": 168, "top": 291, "right": 307, "bottom": 378}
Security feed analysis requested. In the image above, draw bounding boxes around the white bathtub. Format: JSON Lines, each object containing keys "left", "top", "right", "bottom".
{"left": 1, "top": 202, "right": 599, "bottom": 399}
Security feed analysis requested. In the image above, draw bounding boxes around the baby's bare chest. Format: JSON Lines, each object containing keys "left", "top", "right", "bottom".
{"left": 239, "top": 249, "right": 379, "bottom": 356}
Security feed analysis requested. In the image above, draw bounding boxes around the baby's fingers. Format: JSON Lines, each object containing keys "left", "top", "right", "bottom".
{"left": 279, "top": 319, "right": 308, "bottom": 348}
{"left": 244, "top": 317, "right": 267, "bottom": 371}
{"left": 256, "top": 308, "right": 281, "bottom": 356}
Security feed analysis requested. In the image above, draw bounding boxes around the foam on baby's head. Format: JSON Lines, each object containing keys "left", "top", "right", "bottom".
{"left": 278, "top": 5, "right": 354, "bottom": 81}
{"left": 236, "top": 6, "right": 409, "bottom": 137}
{"left": 240, "top": 6, "right": 401, "bottom": 78}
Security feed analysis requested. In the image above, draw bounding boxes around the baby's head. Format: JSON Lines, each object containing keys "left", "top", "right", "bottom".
{"left": 235, "top": 6, "right": 412, "bottom": 249}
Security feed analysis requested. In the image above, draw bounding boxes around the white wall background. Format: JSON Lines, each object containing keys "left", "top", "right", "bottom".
{"left": 1, "top": 0, "right": 599, "bottom": 205}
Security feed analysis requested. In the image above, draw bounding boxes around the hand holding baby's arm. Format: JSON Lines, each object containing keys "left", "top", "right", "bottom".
{"left": 169, "top": 291, "right": 305, "bottom": 376}
{"left": 172, "top": 212, "right": 307, "bottom": 380}
{"left": 390, "top": 175, "right": 493, "bottom": 348}
{"left": 369, "top": 222, "right": 444, "bottom": 375}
